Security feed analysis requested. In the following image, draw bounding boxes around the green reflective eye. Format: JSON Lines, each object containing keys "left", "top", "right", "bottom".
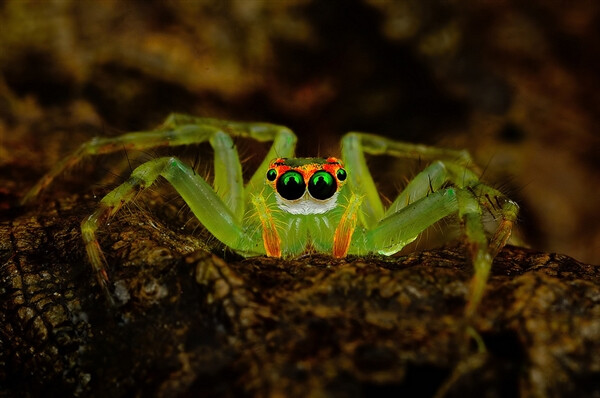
{"left": 266, "top": 169, "right": 277, "bottom": 181}
{"left": 336, "top": 168, "right": 347, "bottom": 181}
{"left": 276, "top": 171, "right": 305, "bottom": 200}
{"left": 308, "top": 171, "right": 336, "bottom": 200}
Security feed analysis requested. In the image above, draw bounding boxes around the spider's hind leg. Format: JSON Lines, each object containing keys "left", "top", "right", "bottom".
{"left": 21, "top": 113, "right": 296, "bottom": 205}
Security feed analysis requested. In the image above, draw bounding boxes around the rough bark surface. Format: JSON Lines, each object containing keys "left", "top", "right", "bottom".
{"left": 1, "top": 195, "right": 599, "bottom": 397}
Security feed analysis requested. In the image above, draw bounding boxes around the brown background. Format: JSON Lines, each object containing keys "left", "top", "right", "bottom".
{"left": 1, "top": 0, "right": 599, "bottom": 264}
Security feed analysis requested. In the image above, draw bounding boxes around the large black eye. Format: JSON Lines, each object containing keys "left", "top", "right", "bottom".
{"left": 276, "top": 171, "right": 305, "bottom": 200}
{"left": 308, "top": 171, "right": 336, "bottom": 200}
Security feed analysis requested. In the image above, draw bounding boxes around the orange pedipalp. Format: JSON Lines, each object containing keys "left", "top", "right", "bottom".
{"left": 262, "top": 224, "right": 281, "bottom": 257}
{"left": 251, "top": 194, "right": 282, "bottom": 257}
{"left": 259, "top": 205, "right": 281, "bottom": 257}
{"left": 332, "top": 193, "right": 361, "bottom": 258}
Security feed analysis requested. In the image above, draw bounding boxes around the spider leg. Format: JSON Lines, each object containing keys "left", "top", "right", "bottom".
{"left": 383, "top": 160, "right": 519, "bottom": 257}
{"left": 209, "top": 130, "right": 244, "bottom": 220}
{"left": 163, "top": 114, "right": 298, "bottom": 193}
{"left": 21, "top": 113, "right": 296, "bottom": 204}
{"left": 364, "top": 160, "right": 519, "bottom": 316}
{"left": 364, "top": 188, "right": 460, "bottom": 255}
{"left": 454, "top": 189, "right": 493, "bottom": 319}
{"left": 341, "top": 133, "right": 518, "bottom": 315}
{"left": 362, "top": 187, "right": 494, "bottom": 317}
{"left": 81, "top": 156, "right": 262, "bottom": 298}
{"left": 341, "top": 132, "right": 475, "bottom": 229}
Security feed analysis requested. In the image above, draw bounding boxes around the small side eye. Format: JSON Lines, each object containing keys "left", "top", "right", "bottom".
{"left": 266, "top": 169, "right": 277, "bottom": 181}
{"left": 336, "top": 168, "right": 347, "bottom": 181}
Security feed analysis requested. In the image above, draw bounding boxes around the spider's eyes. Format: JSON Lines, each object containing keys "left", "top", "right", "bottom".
{"left": 336, "top": 168, "right": 347, "bottom": 181}
{"left": 266, "top": 169, "right": 277, "bottom": 181}
{"left": 308, "top": 170, "right": 336, "bottom": 200}
{"left": 277, "top": 171, "right": 305, "bottom": 200}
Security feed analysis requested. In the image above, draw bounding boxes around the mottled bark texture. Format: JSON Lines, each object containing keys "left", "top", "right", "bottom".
{"left": 1, "top": 195, "right": 598, "bottom": 397}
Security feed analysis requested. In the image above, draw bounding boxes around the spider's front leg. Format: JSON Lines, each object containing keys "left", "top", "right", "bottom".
{"left": 364, "top": 185, "right": 517, "bottom": 318}
{"left": 81, "top": 143, "right": 253, "bottom": 300}
{"left": 341, "top": 132, "right": 476, "bottom": 229}
{"left": 342, "top": 133, "right": 518, "bottom": 317}
{"left": 79, "top": 121, "right": 296, "bottom": 300}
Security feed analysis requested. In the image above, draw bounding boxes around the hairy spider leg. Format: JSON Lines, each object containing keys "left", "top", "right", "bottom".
{"left": 381, "top": 161, "right": 518, "bottom": 316}
{"left": 384, "top": 160, "right": 515, "bottom": 221}
{"left": 356, "top": 187, "right": 497, "bottom": 318}
{"left": 455, "top": 189, "right": 492, "bottom": 319}
{"left": 76, "top": 116, "right": 296, "bottom": 297}
{"left": 384, "top": 160, "right": 519, "bottom": 254}
{"left": 341, "top": 134, "right": 518, "bottom": 316}
{"left": 80, "top": 156, "right": 258, "bottom": 299}
{"left": 20, "top": 113, "right": 296, "bottom": 206}
{"left": 341, "top": 132, "right": 476, "bottom": 229}
{"left": 362, "top": 188, "right": 460, "bottom": 255}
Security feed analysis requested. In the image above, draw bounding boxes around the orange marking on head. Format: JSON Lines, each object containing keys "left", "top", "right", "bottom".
{"left": 266, "top": 158, "right": 347, "bottom": 193}
{"left": 322, "top": 162, "right": 342, "bottom": 179}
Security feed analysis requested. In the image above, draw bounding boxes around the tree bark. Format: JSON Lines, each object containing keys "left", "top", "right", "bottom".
{"left": 1, "top": 193, "right": 598, "bottom": 397}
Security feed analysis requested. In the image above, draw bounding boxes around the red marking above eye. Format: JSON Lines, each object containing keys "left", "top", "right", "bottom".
{"left": 267, "top": 158, "right": 347, "bottom": 188}
{"left": 322, "top": 163, "right": 341, "bottom": 178}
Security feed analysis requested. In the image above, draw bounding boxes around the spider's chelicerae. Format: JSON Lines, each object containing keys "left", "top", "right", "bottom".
{"left": 23, "top": 114, "right": 518, "bottom": 316}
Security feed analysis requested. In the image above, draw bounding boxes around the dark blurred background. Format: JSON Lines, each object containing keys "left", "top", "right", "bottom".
{"left": 0, "top": 0, "right": 598, "bottom": 264}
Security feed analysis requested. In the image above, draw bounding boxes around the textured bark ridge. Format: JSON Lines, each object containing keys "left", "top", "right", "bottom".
{"left": 1, "top": 198, "right": 598, "bottom": 397}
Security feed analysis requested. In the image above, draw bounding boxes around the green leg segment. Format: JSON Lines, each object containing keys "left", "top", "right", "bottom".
{"left": 341, "top": 132, "right": 475, "bottom": 229}
{"left": 210, "top": 131, "right": 244, "bottom": 221}
{"left": 365, "top": 188, "right": 459, "bottom": 255}
{"left": 81, "top": 157, "right": 260, "bottom": 297}
{"left": 384, "top": 160, "right": 519, "bottom": 256}
{"left": 21, "top": 113, "right": 296, "bottom": 204}
{"left": 384, "top": 161, "right": 466, "bottom": 216}
{"left": 161, "top": 114, "right": 297, "bottom": 193}
{"left": 454, "top": 189, "right": 492, "bottom": 318}
{"left": 364, "top": 186, "right": 511, "bottom": 317}
{"left": 358, "top": 158, "right": 519, "bottom": 317}
{"left": 22, "top": 113, "right": 298, "bottom": 298}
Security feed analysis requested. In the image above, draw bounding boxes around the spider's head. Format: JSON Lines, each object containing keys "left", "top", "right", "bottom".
{"left": 265, "top": 157, "right": 347, "bottom": 215}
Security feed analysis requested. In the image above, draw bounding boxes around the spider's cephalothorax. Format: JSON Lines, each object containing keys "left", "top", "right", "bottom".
{"left": 254, "top": 156, "right": 356, "bottom": 259}
{"left": 267, "top": 157, "right": 347, "bottom": 214}
{"left": 23, "top": 114, "right": 519, "bottom": 316}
